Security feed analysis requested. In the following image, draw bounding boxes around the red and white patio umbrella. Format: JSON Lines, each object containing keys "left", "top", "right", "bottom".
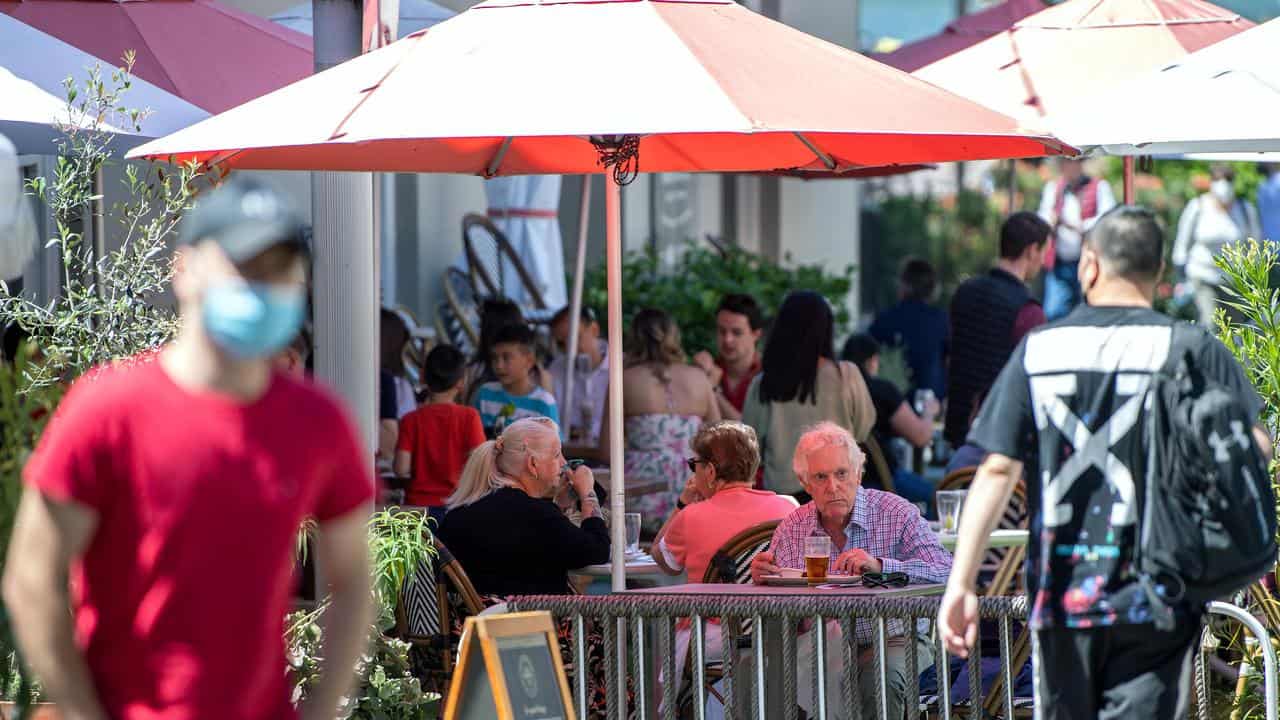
{"left": 911, "top": 0, "right": 1253, "bottom": 200}
{"left": 129, "top": 0, "right": 1075, "bottom": 590}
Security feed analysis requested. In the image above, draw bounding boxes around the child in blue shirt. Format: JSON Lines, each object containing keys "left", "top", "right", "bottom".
{"left": 474, "top": 323, "right": 558, "bottom": 436}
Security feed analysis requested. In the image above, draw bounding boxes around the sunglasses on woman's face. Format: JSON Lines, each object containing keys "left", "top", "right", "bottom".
{"left": 686, "top": 457, "right": 712, "bottom": 474}
{"left": 861, "top": 572, "right": 910, "bottom": 589}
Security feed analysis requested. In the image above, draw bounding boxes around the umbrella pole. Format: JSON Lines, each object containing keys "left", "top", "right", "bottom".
{"left": 1007, "top": 158, "right": 1017, "bottom": 214}
{"left": 1123, "top": 156, "right": 1135, "bottom": 204}
{"left": 563, "top": 177, "right": 591, "bottom": 443}
{"left": 605, "top": 174, "right": 626, "bottom": 593}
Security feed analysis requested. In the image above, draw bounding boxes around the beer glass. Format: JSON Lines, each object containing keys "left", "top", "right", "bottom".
{"left": 804, "top": 535, "right": 831, "bottom": 580}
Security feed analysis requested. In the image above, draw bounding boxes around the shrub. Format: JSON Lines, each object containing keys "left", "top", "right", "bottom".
{"left": 581, "top": 241, "right": 855, "bottom": 355}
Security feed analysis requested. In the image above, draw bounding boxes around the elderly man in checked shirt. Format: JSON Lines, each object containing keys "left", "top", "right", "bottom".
{"left": 750, "top": 421, "right": 952, "bottom": 720}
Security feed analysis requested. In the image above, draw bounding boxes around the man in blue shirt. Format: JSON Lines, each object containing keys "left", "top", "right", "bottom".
{"left": 869, "top": 258, "right": 948, "bottom": 400}
{"left": 1257, "top": 162, "right": 1280, "bottom": 243}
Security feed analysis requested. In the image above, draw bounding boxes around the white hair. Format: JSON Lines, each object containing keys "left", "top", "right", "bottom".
{"left": 791, "top": 422, "right": 865, "bottom": 482}
{"left": 447, "top": 417, "right": 560, "bottom": 508}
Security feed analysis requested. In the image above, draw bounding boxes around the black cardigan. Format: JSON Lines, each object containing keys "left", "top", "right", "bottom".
{"left": 437, "top": 488, "right": 611, "bottom": 596}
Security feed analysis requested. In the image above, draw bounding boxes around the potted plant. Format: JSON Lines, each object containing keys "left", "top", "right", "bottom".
{"left": 287, "top": 508, "right": 439, "bottom": 719}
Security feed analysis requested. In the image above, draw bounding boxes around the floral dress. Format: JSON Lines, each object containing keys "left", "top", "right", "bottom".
{"left": 624, "top": 382, "right": 701, "bottom": 536}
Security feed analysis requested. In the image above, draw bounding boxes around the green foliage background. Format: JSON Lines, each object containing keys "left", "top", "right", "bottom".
{"left": 581, "top": 243, "right": 856, "bottom": 356}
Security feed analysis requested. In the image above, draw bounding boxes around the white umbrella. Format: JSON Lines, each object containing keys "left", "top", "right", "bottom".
{"left": 1050, "top": 18, "right": 1280, "bottom": 156}
{"left": 0, "top": 13, "right": 209, "bottom": 155}
{"left": 0, "top": 66, "right": 137, "bottom": 156}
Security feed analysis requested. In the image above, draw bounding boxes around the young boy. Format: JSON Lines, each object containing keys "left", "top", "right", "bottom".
{"left": 395, "top": 345, "right": 485, "bottom": 522}
{"left": 473, "top": 323, "right": 559, "bottom": 436}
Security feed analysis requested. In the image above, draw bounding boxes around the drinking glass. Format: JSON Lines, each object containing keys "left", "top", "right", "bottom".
{"left": 625, "top": 513, "right": 641, "bottom": 554}
{"left": 804, "top": 535, "right": 831, "bottom": 580}
{"left": 936, "top": 489, "right": 967, "bottom": 534}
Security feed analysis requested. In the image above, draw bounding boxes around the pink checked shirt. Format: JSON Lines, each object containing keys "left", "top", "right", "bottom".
{"left": 769, "top": 487, "right": 953, "bottom": 642}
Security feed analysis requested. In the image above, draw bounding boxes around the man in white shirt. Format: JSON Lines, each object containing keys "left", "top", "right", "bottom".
{"left": 549, "top": 305, "right": 609, "bottom": 458}
{"left": 1037, "top": 158, "right": 1117, "bottom": 320}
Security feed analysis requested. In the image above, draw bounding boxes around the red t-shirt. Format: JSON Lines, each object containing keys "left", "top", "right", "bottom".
{"left": 24, "top": 356, "right": 374, "bottom": 720}
{"left": 396, "top": 403, "right": 486, "bottom": 507}
{"left": 716, "top": 356, "right": 762, "bottom": 413}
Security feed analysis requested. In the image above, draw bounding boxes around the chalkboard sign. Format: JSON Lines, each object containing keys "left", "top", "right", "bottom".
{"left": 444, "top": 611, "right": 575, "bottom": 720}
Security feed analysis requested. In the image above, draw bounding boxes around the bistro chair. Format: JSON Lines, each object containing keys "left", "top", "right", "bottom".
{"left": 674, "top": 520, "right": 781, "bottom": 717}
{"left": 437, "top": 267, "right": 480, "bottom": 354}
{"left": 924, "top": 470, "right": 1033, "bottom": 718}
{"left": 392, "top": 521, "right": 486, "bottom": 700}
{"left": 461, "top": 213, "right": 550, "bottom": 317}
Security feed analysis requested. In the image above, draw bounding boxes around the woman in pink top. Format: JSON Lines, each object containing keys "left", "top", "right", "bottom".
{"left": 650, "top": 421, "right": 797, "bottom": 711}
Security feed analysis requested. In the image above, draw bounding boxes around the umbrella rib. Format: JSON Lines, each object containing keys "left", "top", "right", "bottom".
{"left": 486, "top": 137, "right": 514, "bottom": 176}
{"left": 330, "top": 34, "right": 424, "bottom": 141}
{"left": 119, "top": 6, "right": 182, "bottom": 99}
{"left": 793, "top": 132, "right": 836, "bottom": 170}
{"left": 1006, "top": 26, "right": 1045, "bottom": 117}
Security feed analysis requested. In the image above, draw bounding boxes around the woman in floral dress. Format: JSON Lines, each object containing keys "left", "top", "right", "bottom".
{"left": 607, "top": 308, "right": 720, "bottom": 537}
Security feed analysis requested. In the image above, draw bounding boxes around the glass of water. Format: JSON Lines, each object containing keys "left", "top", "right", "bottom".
{"left": 625, "top": 513, "right": 641, "bottom": 554}
{"left": 936, "top": 490, "right": 967, "bottom": 535}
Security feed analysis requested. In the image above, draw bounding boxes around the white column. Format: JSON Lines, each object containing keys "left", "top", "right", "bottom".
{"left": 312, "top": 0, "right": 377, "bottom": 453}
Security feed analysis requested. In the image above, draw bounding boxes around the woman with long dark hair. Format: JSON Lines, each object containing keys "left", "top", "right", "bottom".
{"left": 742, "top": 291, "right": 875, "bottom": 497}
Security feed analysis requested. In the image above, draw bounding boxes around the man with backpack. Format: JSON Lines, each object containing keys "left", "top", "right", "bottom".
{"left": 939, "top": 206, "right": 1274, "bottom": 719}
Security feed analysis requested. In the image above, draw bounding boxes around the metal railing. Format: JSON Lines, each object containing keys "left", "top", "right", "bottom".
{"left": 1204, "top": 601, "right": 1278, "bottom": 720}
{"left": 510, "top": 594, "right": 1028, "bottom": 720}
{"left": 508, "top": 594, "right": 1280, "bottom": 720}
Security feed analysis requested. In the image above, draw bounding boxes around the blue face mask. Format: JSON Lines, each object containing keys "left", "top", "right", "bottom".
{"left": 202, "top": 281, "right": 305, "bottom": 360}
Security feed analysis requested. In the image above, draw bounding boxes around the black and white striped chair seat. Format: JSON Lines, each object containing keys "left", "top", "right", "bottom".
{"left": 400, "top": 557, "right": 441, "bottom": 638}
{"left": 981, "top": 492, "right": 1029, "bottom": 571}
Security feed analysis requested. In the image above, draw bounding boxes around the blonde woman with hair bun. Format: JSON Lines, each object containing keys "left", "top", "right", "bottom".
{"left": 437, "top": 417, "right": 609, "bottom": 596}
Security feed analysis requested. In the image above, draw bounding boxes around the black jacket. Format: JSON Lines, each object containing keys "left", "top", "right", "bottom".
{"left": 438, "top": 487, "right": 610, "bottom": 596}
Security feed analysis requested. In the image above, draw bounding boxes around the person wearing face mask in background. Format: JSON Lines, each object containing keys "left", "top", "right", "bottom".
{"left": 4, "top": 178, "right": 375, "bottom": 720}
{"left": 1173, "top": 164, "right": 1262, "bottom": 326}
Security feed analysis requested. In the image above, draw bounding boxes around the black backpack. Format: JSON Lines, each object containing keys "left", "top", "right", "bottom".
{"left": 1139, "top": 324, "right": 1276, "bottom": 630}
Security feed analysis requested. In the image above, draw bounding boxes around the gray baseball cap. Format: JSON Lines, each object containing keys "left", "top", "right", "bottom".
{"left": 178, "top": 177, "right": 308, "bottom": 264}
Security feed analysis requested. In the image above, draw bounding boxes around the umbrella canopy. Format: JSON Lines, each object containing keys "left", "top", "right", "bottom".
{"left": 128, "top": 0, "right": 1071, "bottom": 172}
{"left": 912, "top": 0, "right": 1254, "bottom": 127}
{"left": 876, "top": 0, "right": 1046, "bottom": 73}
{"left": 1050, "top": 17, "right": 1280, "bottom": 156}
{"left": 0, "top": 0, "right": 313, "bottom": 114}
{"left": 0, "top": 13, "right": 208, "bottom": 154}
{"left": 272, "top": 0, "right": 452, "bottom": 38}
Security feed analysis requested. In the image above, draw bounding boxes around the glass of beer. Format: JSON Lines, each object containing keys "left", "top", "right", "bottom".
{"left": 804, "top": 535, "right": 831, "bottom": 581}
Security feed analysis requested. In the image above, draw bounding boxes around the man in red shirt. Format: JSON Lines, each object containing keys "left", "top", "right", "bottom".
{"left": 395, "top": 344, "right": 485, "bottom": 523}
{"left": 693, "top": 293, "right": 764, "bottom": 421}
{"left": 3, "top": 179, "right": 375, "bottom": 720}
